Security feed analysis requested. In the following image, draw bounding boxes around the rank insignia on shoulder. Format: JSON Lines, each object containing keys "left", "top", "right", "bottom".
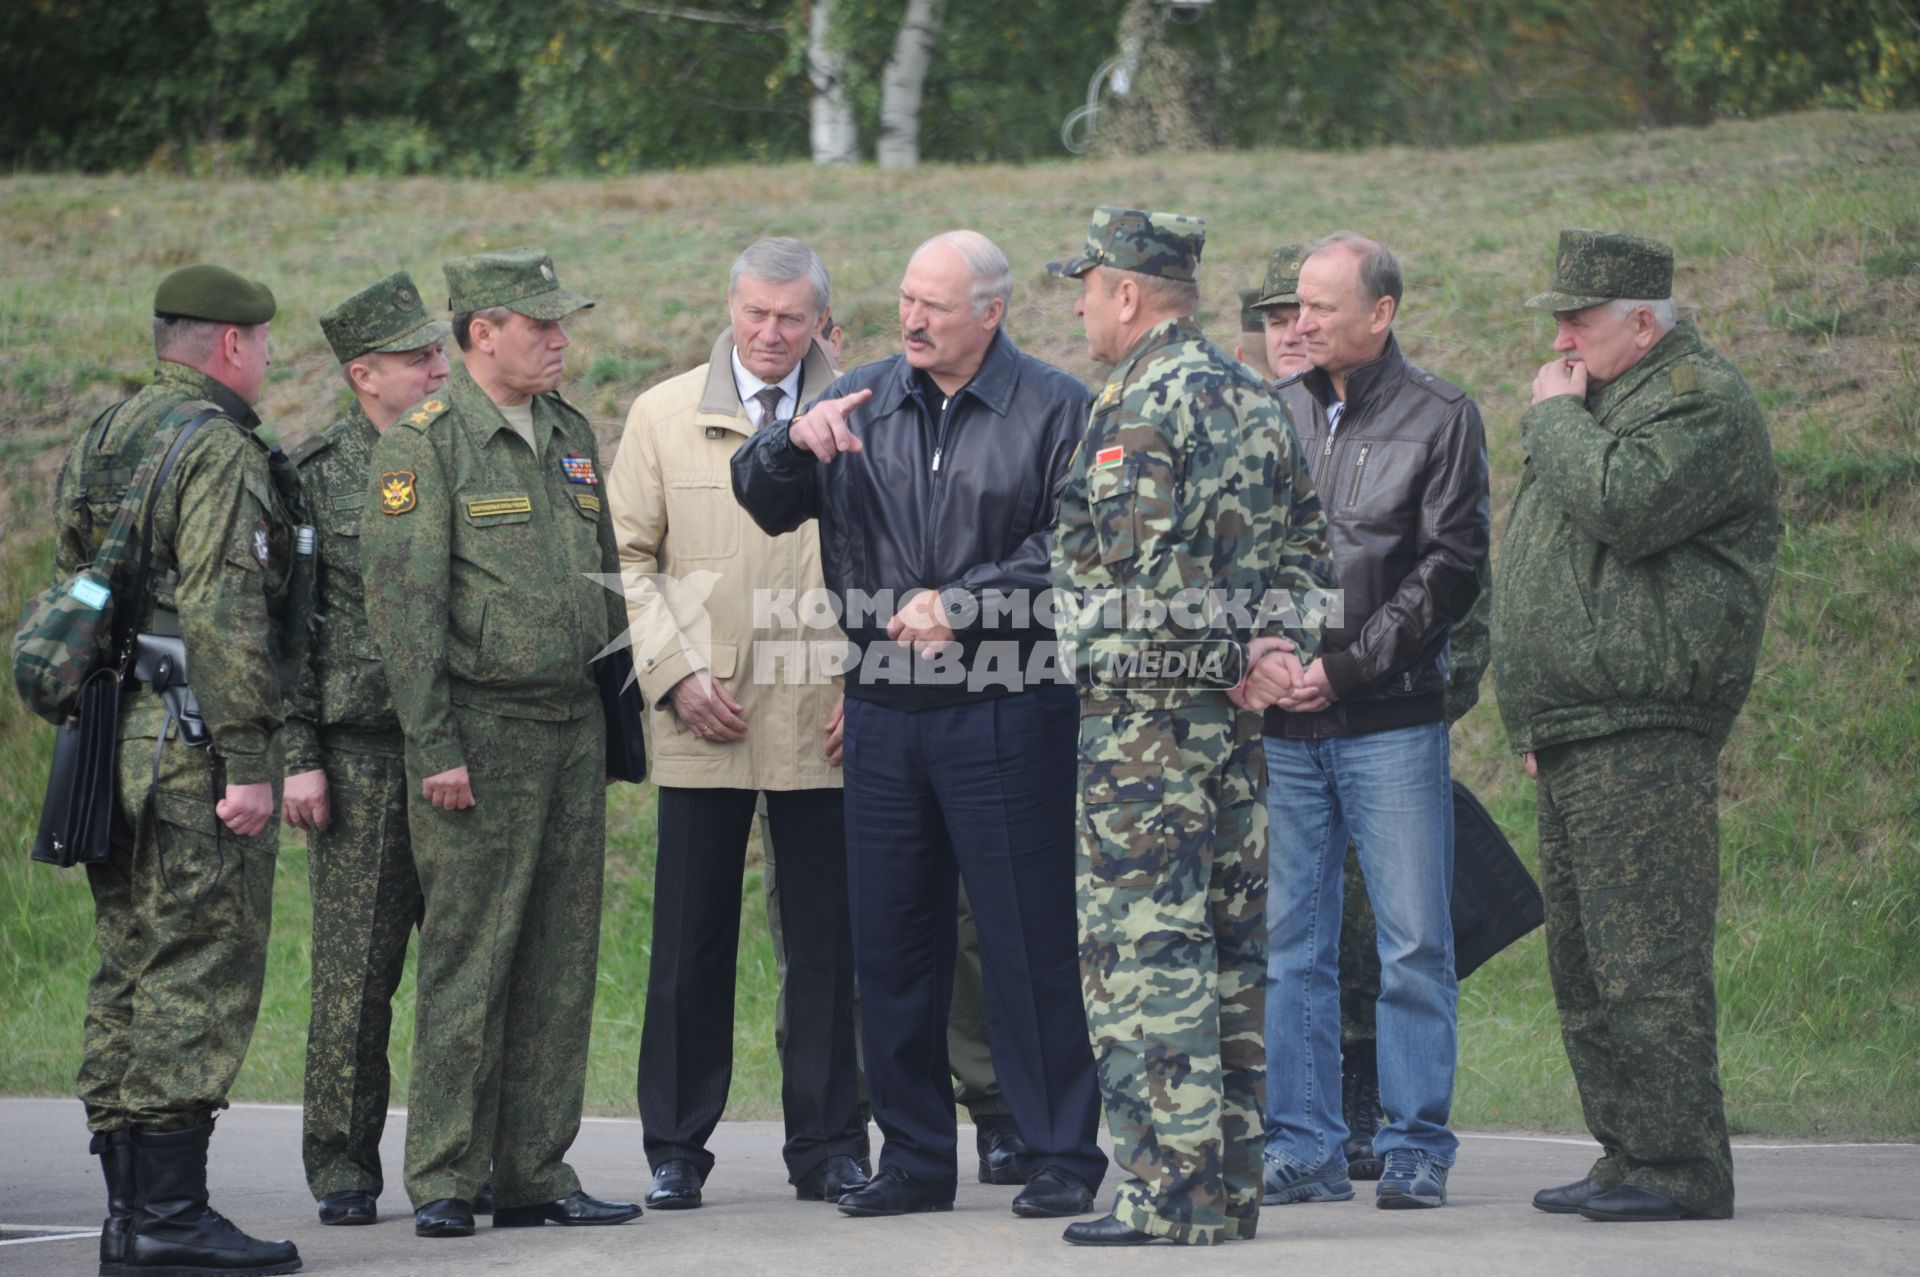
{"left": 561, "top": 453, "right": 599, "bottom": 485}
{"left": 1094, "top": 444, "right": 1126, "bottom": 470}
{"left": 379, "top": 470, "right": 417, "bottom": 515}
{"left": 406, "top": 399, "right": 449, "bottom": 428}
{"left": 1670, "top": 364, "right": 1700, "bottom": 397}
{"left": 1097, "top": 384, "right": 1121, "bottom": 410}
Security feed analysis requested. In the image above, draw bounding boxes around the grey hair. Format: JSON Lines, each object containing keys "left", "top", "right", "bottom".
{"left": 729, "top": 237, "right": 831, "bottom": 313}
{"left": 1305, "top": 230, "right": 1403, "bottom": 310}
{"left": 152, "top": 316, "right": 230, "bottom": 365}
{"left": 1607, "top": 296, "right": 1677, "bottom": 333}
{"left": 915, "top": 229, "right": 1012, "bottom": 320}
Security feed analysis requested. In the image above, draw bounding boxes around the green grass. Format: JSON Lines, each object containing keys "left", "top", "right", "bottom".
{"left": 3, "top": 108, "right": 1918, "bottom": 1134}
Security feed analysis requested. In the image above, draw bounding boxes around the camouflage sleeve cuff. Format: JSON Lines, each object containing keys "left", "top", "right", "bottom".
{"left": 222, "top": 749, "right": 273, "bottom": 787}
{"left": 280, "top": 717, "right": 323, "bottom": 776}
{"left": 408, "top": 730, "right": 466, "bottom": 780}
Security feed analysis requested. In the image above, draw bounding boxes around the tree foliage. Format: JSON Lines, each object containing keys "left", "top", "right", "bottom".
{"left": 2, "top": 0, "right": 1915, "bottom": 173}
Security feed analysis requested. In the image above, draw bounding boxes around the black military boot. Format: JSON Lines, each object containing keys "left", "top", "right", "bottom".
{"left": 127, "top": 1121, "right": 301, "bottom": 1274}
{"left": 93, "top": 1129, "right": 136, "bottom": 1277}
{"left": 1342, "top": 1041, "right": 1383, "bottom": 1181}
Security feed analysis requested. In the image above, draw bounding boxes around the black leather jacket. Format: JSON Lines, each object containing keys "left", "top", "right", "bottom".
{"left": 1266, "top": 333, "right": 1489, "bottom": 739}
{"left": 731, "top": 330, "right": 1088, "bottom": 709}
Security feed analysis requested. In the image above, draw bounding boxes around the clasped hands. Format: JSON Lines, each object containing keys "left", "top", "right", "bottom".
{"left": 1227, "top": 636, "right": 1336, "bottom": 714}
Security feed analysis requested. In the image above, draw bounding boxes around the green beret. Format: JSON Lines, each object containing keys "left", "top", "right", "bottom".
{"left": 320, "top": 271, "right": 453, "bottom": 363}
{"left": 1252, "top": 243, "right": 1306, "bottom": 309}
{"left": 1525, "top": 228, "right": 1674, "bottom": 312}
{"left": 443, "top": 248, "right": 594, "bottom": 320}
{"left": 153, "top": 264, "right": 276, "bottom": 325}
{"left": 1048, "top": 206, "right": 1205, "bottom": 282}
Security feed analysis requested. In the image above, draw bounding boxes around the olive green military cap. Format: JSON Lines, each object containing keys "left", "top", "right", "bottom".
{"left": 153, "top": 264, "right": 276, "bottom": 325}
{"left": 1048, "top": 206, "right": 1205, "bottom": 282}
{"left": 443, "top": 247, "right": 594, "bottom": 320}
{"left": 1252, "top": 242, "right": 1306, "bottom": 309}
{"left": 1525, "top": 228, "right": 1674, "bottom": 312}
{"left": 319, "top": 271, "right": 453, "bottom": 363}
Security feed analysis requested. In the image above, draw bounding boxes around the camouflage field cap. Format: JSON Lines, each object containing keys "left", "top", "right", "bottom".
{"left": 153, "top": 264, "right": 276, "bottom": 325}
{"left": 1238, "top": 288, "right": 1264, "bottom": 333}
{"left": 1525, "top": 228, "right": 1674, "bottom": 312}
{"left": 444, "top": 248, "right": 594, "bottom": 320}
{"left": 1047, "top": 206, "right": 1205, "bottom": 282}
{"left": 1252, "top": 243, "right": 1306, "bottom": 309}
{"left": 319, "top": 271, "right": 453, "bottom": 363}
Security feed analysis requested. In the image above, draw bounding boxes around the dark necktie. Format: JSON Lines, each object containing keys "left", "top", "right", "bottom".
{"left": 754, "top": 386, "right": 784, "bottom": 431}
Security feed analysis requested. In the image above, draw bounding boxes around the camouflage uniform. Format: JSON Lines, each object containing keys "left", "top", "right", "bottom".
{"left": 1049, "top": 209, "right": 1333, "bottom": 1244}
{"left": 54, "top": 360, "right": 296, "bottom": 1136}
{"left": 361, "top": 251, "right": 625, "bottom": 1211}
{"left": 1495, "top": 230, "right": 1778, "bottom": 1219}
{"left": 285, "top": 273, "right": 451, "bottom": 1203}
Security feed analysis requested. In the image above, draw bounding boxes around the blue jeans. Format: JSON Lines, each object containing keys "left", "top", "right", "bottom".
{"left": 1262, "top": 722, "right": 1459, "bottom": 1169}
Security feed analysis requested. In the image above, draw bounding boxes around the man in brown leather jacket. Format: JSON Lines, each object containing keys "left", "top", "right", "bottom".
{"left": 1259, "top": 232, "right": 1489, "bottom": 1211}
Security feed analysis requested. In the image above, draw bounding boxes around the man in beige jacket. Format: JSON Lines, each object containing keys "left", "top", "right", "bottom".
{"left": 607, "top": 237, "right": 867, "bottom": 1210}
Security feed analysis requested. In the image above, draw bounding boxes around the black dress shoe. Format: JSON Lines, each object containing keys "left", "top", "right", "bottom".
{"left": 836, "top": 1166, "right": 953, "bottom": 1217}
{"left": 1011, "top": 1168, "right": 1095, "bottom": 1218}
{"left": 318, "top": 1188, "right": 378, "bottom": 1226}
{"left": 473, "top": 1182, "right": 495, "bottom": 1214}
{"left": 646, "top": 1161, "right": 703, "bottom": 1210}
{"left": 975, "top": 1115, "right": 1028, "bottom": 1185}
{"left": 493, "top": 1189, "right": 642, "bottom": 1227}
{"left": 1579, "top": 1185, "right": 1698, "bottom": 1222}
{"left": 795, "top": 1154, "right": 871, "bottom": 1202}
{"left": 1533, "top": 1176, "right": 1602, "bottom": 1214}
{"left": 1062, "top": 1213, "right": 1157, "bottom": 1246}
{"left": 414, "top": 1198, "right": 475, "bottom": 1238}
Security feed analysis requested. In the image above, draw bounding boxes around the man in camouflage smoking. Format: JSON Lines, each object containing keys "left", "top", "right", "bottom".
{"left": 282, "top": 271, "right": 451, "bottom": 1227}
{"left": 1495, "top": 229, "right": 1777, "bottom": 1223}
{"left": 1048, "top": 207, "right": 1334, "bottom": 1247}
{"left": 362, "top": 249, "right": 640, "bottom": 1238}
{"left": 51, "top": 264, "right": 301, "bottom": 1275}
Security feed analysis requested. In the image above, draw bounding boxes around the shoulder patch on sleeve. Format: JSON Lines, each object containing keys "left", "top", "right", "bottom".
{"left": 379, "top": 470, "right": 418, "bottom": 515}
{"left": 1670, "top": 364, "right": 1701, "bottom": 397}
{"left": 398, "top": 398, "right": 450, "bottom": 432}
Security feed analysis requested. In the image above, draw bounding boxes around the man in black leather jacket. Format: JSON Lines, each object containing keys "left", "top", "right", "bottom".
{"left": 1258, "top": 232, "right": 1489, "bottom": 1212}
{"left": 732, "top": 230, "right": 1107, "bottom": 1222}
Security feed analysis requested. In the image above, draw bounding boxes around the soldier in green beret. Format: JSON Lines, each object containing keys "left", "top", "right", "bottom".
{"left": 280, "top": 271, "right": 451, "bottom": 1227}
{"left": 360, "top": 248, "right": 641, "bottom": 1238}
{"left": 1049, "top": 207, "right": 1334, "bottom": 1246}
{"left": 1495, "top": 229, "right": 1778, "bottom": 1222}
{"left": 49, "top": 263, "right": 302, "bottom": 1274}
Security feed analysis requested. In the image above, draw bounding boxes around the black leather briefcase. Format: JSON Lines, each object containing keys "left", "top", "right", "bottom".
{"left": 31, "top": 667, "right": 123, "bottom": 867}
{"left": 1451, "top": 779, "right": 1544, "bottom": 979}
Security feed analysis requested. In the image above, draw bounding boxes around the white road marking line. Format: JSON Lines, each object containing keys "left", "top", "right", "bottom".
{"left": 0, "top": 1231, "right": 97, "bottom": 1247}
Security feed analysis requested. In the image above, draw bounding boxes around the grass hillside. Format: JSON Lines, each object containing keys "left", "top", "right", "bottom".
{"left": 2, "top": 109, "right": 1916, "bottom": 1135}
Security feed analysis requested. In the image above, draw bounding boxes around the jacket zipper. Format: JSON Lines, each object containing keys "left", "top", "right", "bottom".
{"left": 1347, "top": 442, "right": 1370, "bottom": 505}
{"left": 923, "top": 391, "right": 952, "bottom": 582}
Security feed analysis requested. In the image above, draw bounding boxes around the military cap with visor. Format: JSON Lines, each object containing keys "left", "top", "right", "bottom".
{"left": 320, "top": 271, "right": 453, "bottom": 363}
{"left": 443, "top": 247, "right": 594, "bottom": 320}
{"left": 1048, "top": 206, "right": 1206, "bottom": 282}
{"left": 153, "top": 264, "right": 276, "bottom": 325}
{"left": 1252, "top": 243, "right": 1306, "bottom": 309}
{"left": 1526, "top": 229, "right": 1674, "bottom": 312}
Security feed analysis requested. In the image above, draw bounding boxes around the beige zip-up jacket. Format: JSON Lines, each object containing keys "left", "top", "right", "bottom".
{"left": 606, "top": 331, "right": 843, "bottom": 790}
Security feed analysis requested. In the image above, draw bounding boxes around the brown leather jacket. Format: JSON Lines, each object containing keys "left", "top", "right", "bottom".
{"left": 1266, "top": 333, "right": 1489, "bottom": 740}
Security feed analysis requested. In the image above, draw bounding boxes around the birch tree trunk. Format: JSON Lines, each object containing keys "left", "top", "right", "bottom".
{"left": 807, "top": 0, "right": 858, "bottom": 164}
{"left": 877, "top": 0, "right": 940, "bottom": 168}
